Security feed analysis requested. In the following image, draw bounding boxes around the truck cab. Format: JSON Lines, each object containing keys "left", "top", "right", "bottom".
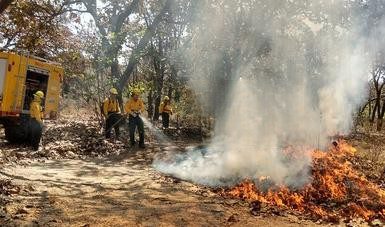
{"left": 0, "top": 51, "right": 63, "bottom": 143}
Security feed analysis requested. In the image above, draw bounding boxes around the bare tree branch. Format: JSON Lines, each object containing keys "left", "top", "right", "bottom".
{"left": 117, "top": 0, "right": 174, "bottom": 91}
{"left": 81, "top": 0, "right": 108, "bottom": 39}
{"left": 114, "top": 0, "right": 140, "bottom": 34}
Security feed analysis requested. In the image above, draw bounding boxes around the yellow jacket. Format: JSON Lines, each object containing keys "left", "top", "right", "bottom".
{"left": 103, "top": 98, "right": 120, "bottom": 116}
{"left": 159, "top": 102, "right": 172, "bottom": 114}
{"left": 124, "top": 98, "right": 145, "bottom": 115}
{"left": 30, "top": 99, "right": 43, "bottom": 123}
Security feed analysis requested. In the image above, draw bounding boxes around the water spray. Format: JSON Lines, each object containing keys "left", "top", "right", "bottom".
{"left": 141, "top": 117, "right": 170, "bottom": 143}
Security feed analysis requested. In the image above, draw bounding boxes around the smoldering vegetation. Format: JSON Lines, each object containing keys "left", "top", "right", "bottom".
{"left": 154, "top": 0, "right": 381, "bottom": 187}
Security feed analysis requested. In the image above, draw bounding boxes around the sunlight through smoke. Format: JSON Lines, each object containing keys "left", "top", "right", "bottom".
{"left": 154, "top": 0, "right": 370, "bottom": 187}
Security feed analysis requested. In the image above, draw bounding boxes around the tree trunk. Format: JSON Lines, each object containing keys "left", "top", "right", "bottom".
{"left": 117, "top": 0, "right": 173, "bottom": 91}
{"left": 153, "top": 96, "right": 161, "bottom": 121}
{"left": 377, "top": 99, "right": 385, "bottom": 131}
{"left": 95, "top": 65, "right": 104, "bottom": 128}
{"left": 377, "top": 119, "right": 383, "bottom": 131}
{"left": 168, "top": 65, "right": 177, "bottom": 98}
{"left": 111, "top": 60, "right": 121, "bottom": 79}
{"left": 370, "top": 102, "right": 378, "bottom": 126}
{"left": 368, "top": 97, "right": 372, "bottom": 121}
{"left": 153, "top": 67, "right": 164, "bottom": 121}
{"left": 152, "top": 36, "right": 165, "bottom": 121}
{"left": 376, "top": 92, "right": 381, "bottom": 119}
{"left": 147, "top": 89, "right": 154, "bottom": 119}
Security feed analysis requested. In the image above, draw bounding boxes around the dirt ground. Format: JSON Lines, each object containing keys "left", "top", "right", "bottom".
{"left": 0, "top": 139, "right": 336, "bottom": 227}
{"left": 0, "top": 107, "right": 379, "bottom": 227}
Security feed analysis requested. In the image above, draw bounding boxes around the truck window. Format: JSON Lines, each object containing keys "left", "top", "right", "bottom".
{"left": 23, "top": 67, "right": 49, "bottom": 111}
{"left": 0, "top": 59, "right": 6, "bottom": 98}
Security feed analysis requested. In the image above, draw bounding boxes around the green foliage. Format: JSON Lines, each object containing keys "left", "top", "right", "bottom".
{"left": 3, "top": 0, "right": 379, "bottom": 129}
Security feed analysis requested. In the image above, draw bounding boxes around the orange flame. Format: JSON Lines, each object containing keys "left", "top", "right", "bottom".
{"left": 222, "top": 140, "right": 385, "bottom": 222}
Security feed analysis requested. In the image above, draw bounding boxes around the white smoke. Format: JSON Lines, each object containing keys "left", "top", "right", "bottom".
{"left": 154, "top": 0, "right": 370, "bottom": 187}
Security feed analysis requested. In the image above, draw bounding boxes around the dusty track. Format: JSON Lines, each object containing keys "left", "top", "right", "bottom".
{"left": 0, "top": 142, "right": 328, "bottom": 226}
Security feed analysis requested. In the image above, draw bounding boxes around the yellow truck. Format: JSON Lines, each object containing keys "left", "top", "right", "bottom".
{"left": 0, "top": 51, "right": 63, "bottom": 143}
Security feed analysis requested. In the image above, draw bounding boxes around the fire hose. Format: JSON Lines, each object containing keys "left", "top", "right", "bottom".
{"left": 104, "top": 111, "right": 141, "bottom": 132}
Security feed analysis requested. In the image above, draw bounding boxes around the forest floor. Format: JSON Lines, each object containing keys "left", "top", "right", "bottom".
{"left": 0, "top": 143, "right": 329, "bottom": 227}
{"left": 0, "top": 107, "right": 383, "bottom": 226}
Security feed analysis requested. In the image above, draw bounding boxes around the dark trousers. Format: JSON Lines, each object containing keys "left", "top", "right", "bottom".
{"left": 29, "top": 118, "right": 43, "bottom": 150}
{"left": 129, "top": 115, "right": 144, "bottom": 146}
{"left": 161, "top": 112, "right": 170, "bottom": 128}
{"left": 105, "top": 112, "right": 122, "bottom": 138}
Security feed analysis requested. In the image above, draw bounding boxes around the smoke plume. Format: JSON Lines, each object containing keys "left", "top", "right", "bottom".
{"left": 154, "top": 0, "right": 372, "bottom": 187}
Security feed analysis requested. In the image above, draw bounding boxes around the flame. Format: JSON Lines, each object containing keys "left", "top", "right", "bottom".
{"left": 221, "top": 140, "right": 385, "bottom": 222}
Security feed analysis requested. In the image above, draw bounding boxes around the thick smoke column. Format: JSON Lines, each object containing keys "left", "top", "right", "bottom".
{"left": 154, "top": 1, "right": 369, "bottom": 187}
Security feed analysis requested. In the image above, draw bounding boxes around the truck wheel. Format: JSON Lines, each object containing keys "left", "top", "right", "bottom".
{"left": 4, "top": 124, "right": 28, "bottom": 144}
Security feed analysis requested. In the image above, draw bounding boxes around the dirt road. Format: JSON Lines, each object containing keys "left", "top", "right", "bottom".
{"left": 0, "top": 142, "right": 328, "bottom": 226}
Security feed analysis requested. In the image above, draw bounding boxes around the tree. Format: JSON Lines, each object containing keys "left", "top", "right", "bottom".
{"left": 73, "top": 0, "right": 179, "bottom": 116}
{"left": 0, "top": 0, "right": 79, "bottom": 57}
{"left": 115, "top": 0, "right": 175, "bottom": 92}
{"left": 0, "top": 0, "right": 94, "bottom": 110}
{"left": 367, "top": 56, "right": 385, "bottom": 131}
{"left": 78, "top": 0, "right": 141, "bottom": 81}
{"left": 123, "top": 0, "right": 192, "bottom": 120}
{"left": 352, "top": 0, "right": 385, "bottom": 131}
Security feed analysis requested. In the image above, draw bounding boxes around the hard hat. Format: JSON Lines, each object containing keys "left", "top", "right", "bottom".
{"left": 34, "top": 91, "right": 44, "bottom": 99}
{"left": 164, "top": 96, "right": 170, "bottom": 101}
{"left": 110, "top": 88, "right": 118, "bottom": 95}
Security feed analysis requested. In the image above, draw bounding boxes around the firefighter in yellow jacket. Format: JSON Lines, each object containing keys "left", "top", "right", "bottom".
{"left": 124, "top": 90, "right": 145, "bottom": 148}
{"left": 103, "top": 88, "right": 122, "bottom": 139}
{"left": 159, "top": 96, "right": 172, "bottom": 128}
{"left": 29, "top": 90, "right": 44, "bottom": 150}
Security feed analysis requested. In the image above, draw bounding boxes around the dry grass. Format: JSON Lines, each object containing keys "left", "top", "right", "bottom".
{"left": 346, "top": 129, "right": 385, "bottom": 182}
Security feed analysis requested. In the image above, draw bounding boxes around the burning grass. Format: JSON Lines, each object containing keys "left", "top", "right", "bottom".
{"left": 220, "top": 140, "right": 385, "bottom": 222}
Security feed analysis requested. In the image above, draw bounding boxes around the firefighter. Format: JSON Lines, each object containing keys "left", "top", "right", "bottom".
{"left": 29, "top": 90, "right": 44, "bottom": 151}
{"left": 159, "top": 96, "right": 173, "bottom": 129}
{"left": 103, "top": 88, "right": 122, "bottom": 139}
{"left": 124, "top": 90, "right": 145, "bottom": 148}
